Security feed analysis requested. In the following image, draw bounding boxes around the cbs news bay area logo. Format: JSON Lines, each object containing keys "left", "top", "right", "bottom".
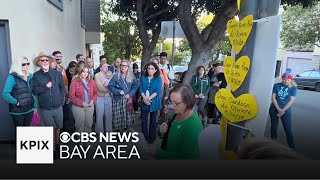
{"left": 17, "top": 127, "right": 141, "bottom": 164}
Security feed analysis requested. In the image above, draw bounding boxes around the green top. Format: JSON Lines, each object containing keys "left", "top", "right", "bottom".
{"left": 156, "top": 111, "right": 203, "bottom": 159}
{"left": 191, "top": 75, "right": 210, "bottom": 96}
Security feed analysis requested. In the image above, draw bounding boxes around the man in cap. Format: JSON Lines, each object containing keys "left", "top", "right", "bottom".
{"left": 32, "top": 52, "right": 66, "bottom": 152}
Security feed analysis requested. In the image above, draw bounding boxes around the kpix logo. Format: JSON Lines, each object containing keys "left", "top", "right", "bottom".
{"left": 16, "top": 127, "right": 54, "bottom": 164}
{"left": 20, "top": 140, "right": 50, "bottom": 150}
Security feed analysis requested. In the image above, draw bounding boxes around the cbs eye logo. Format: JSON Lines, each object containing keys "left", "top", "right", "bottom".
{"left": 60, "top": 132, "right": 71, "bottom": 143}
{"left": 59, "top": 132, "right": 97, "bottom": 143}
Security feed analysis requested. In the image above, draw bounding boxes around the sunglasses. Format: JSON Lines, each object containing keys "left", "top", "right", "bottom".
{"left": 22, "top": 63, "right": 30, "bottom": 66}
{"left": 40, "top": 59, "right": 50, "bottom": 62}
{"left": 121, "top": 64, "right": 129, "bottom": 67}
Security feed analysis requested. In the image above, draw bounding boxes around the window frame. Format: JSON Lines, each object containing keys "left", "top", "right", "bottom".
{"left": 309, "top": 71, "right": 320, "bottom": 78}
{"left": 48, "top": 0, "right": 63, "bottom": 11}
{"left": 299, "top": 71, "right": 312, "bottom": 77}
{"left": 80, "top": 0, "right": 86, "bottom": 29}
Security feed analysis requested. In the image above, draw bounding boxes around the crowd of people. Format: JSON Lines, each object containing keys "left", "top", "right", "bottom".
{"left": 2, "top": 49, "right": 301, "bottom": 159}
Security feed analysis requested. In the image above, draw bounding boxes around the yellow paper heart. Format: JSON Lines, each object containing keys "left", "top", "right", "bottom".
{"left": 214, "top": 88, "right": 258, "bottom": 123}
{"left": 224, "top": 56, "right": 250, "bottom": 92}
{"left": 227, "top": 15, "right": 253, "bottom": 54}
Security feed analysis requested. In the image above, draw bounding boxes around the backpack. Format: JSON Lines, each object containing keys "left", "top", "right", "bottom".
{"left": 167, "top": 64, "right": 171, "bottom": 71}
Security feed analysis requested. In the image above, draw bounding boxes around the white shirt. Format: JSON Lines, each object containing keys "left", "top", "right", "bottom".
{"left": 158, "top": 62, "right": 175, "bottom": 80}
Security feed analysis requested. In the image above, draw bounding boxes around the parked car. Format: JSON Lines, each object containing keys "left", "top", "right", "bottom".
{"left": 293, "top": 70, "right": 320, "bottom": 92}
{"left": 173, "top": 65, "right": 188, "bottom": 81}
{"left": 131, "top": 60, "right": 141, "bottom": 72}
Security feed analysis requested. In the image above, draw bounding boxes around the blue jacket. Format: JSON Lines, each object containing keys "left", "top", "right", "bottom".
{"left": 108, "top": 74, "right": 138, "bottom": 102}
{"left": 108, "top": 66, "right": 118, "bottom": 75}
{"left": 139, "top": 75, "right": 162, "bottom": 112}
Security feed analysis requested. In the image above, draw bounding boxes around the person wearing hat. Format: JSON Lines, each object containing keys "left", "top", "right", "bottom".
{"left": 32, "top": 52, "right": 66, "bottom": 151}
{"left": 269, "top": 68, "right": 297, "bottom": 149}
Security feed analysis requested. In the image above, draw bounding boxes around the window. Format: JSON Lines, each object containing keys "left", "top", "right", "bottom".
{"left": 81, "top": 0, "right": 86, "bottom": 28}
{"left": 309, "top": 71, "right": 320, "bottom": 78}
{"left": 48, "top": 0, "right": 63, "bottom": 11}
{"left": 299, "top": 71, "right": 312, "bottom": 77}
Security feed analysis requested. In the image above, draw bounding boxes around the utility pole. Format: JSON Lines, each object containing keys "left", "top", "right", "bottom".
{"left": 226, "top": 0, "right": 282, "bottom": 149}
{"left": 172, "top": 20, "right": 176, "bottom": 66}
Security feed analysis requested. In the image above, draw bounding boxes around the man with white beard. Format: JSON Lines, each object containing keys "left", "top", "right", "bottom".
{"left": 32, "top": 52, "right": 66, "bottom": 153}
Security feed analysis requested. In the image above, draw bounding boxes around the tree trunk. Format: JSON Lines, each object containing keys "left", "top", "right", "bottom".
{"left": 136, "top": 0, "right": 161, "bottom": 71}
{"left": 178, "top": 0, "right": 237, "bottom": 85}
{"left": 141, "top": 47, "right": 152, "bottom": 70}
{"left": 182, "top": 48, "right": 213, "bottom": 85}
{"left": 125, "top": 39, "right": 132, "bottom": 60}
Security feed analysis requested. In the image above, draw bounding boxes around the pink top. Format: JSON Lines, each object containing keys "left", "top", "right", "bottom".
{"left": 69, "top": 79, "right": 98, "bottom": 107}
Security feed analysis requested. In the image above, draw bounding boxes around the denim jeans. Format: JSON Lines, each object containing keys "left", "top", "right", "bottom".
{"left": 141, "top": 109, "right": 158, "bottom": 144}
{"left": 269, "top": 105, "right": 295, "bottom": 148}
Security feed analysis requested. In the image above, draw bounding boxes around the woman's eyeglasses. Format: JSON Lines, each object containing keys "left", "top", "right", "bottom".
{"left": 121, "top": 64, "right": 129, "bottom": 67}
{"left": 22, "top": 63, "right": 30, "bottom": 66}
{"left": 168, "top": 99, "right": 183, "bottom": 107}
{"left": 40, "top": 59, "right": 49, "bottom": 62}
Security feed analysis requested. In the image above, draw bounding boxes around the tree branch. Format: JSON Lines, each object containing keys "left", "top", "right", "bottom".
{"left": 143, "top": 0, "right": 150, "bottom": 17}
{"left": 144, "top": 6, "right": 174, "bottom": 22}
{"left": 201, "top": 17, "right": 215, "bottom": 42}
{"left": 178, "top": 0, "right": 202, "bottom": 52}
{"left": 150, "top": 24, "right": 162, "bottom": 51}
{"left": 205, "top": 0, "right": 238, "bottom": 48}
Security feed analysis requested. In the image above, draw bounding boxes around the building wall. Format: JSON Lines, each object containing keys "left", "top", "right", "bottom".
{"left": 314, "top": 44, "right": 320, "bottom": 56}
{"left": 282, "top": 51, "right": 320, "bottom": 76}
{"left": 0, "top": 0, "right": 86, "bottom": 72}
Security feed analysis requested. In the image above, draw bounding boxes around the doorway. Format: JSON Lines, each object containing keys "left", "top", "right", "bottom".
{"left": 0, "top": 20, "right": 14, "bottom": 141}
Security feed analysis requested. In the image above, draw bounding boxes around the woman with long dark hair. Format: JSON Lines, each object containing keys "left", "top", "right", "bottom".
{"left": 140, "top": 62, "right": 162, "bottom": 144}
{"left": 191, "top": 66, "right": 210, "bottom": 127}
